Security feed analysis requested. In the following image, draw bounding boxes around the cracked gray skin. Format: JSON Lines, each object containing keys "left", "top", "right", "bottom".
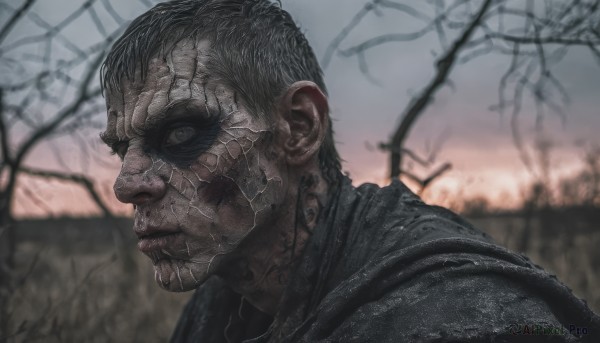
{"left": 101, "top": 38, "right": 330, "bottom": 315}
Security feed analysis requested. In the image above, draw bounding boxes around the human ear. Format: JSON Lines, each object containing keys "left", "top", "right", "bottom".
{"left": 278, "top": 81, "right": 328, "bottom": 166}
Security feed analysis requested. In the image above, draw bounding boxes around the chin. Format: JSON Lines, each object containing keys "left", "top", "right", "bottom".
{"left": 152, "top": 258, "right": 210, "bottom": 292}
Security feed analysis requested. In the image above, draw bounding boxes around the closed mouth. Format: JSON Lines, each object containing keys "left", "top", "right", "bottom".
{"left": 137, "top": 230, "right": 179, "bottom": 240}
{"left": 137, "top": 230, "right": 183, "bottom": 255}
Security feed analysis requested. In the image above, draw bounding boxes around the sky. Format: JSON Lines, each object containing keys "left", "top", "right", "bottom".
{"left": 4, "top": 0, "right": 600, "bottom": 218}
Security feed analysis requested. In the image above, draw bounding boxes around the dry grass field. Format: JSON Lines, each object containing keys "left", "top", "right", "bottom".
{"left": 4, "top": 219, "right": 192, "bottom": 342}
{"left": 3, "top": 210, "right": 599, "bottom": 342}
{"left": 470, "top": 208, "right": 600, "bottom": 315}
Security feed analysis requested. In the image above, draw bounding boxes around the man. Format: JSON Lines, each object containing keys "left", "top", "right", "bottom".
{"left": 100, "top": 0, "right": 599, "bottom": 341}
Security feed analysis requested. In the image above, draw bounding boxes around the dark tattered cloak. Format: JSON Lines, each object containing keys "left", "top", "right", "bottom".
{"left": 171, "top": 177, "right": 600, "bottom": 342}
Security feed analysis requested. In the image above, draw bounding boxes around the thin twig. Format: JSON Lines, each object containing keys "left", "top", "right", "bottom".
{"left": 0, "top": 0, "right": 35, "bottom": 45}
{"left": 389, "top": 0, "right": 494, "bottom": 178}
{"left": 20, "top": 167, "right": 114, "bottom": 217}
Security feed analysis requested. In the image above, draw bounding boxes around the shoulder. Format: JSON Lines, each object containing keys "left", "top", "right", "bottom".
{"left": 301, "top": 180, "right": 600, "bottom": 341}
{"left": 343, "top": 179, "right": 494, "bottom": 263}
{"left": 304, "top": 237, "right": 599, "bottom": 342}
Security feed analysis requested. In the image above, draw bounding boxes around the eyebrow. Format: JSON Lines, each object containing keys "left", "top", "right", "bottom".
{"left": 145, "top": 98, "right": 214, "bottom": 129}
{"left": 99, "top": 98, "right": 216, "bottom": 150}
{"left": 98, "top": 99, "right": 195, "bottom": 144}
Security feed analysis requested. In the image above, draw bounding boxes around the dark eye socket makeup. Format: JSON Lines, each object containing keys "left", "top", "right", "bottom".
{"left": 149, "top": 100, "right": 222, "bottom": 165}
{"left": 103, "top": 99, "right": 222, "bottom": 165}
{"left": 150, "top": 115, "right": 219, "bottom": 162}
{"left": 107, "top": 119, "right": 219, "bottom": 164}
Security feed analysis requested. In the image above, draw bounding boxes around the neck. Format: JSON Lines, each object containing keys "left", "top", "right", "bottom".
{"left": 218, "top": 167, "right": 330, "bottom": 315}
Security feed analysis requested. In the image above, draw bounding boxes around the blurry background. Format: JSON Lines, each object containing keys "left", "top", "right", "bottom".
{"left": 1, "top": 0, "right": 599, "bottom": 341}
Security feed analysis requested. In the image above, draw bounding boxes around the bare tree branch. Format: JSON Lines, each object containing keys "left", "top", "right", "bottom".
{"left": 12, "top": 50, "right": 106, "bottom": 169}
{"left": 489, "top": 33, "right": 600, "bottom": 46}
{"left": 0, "top": 89, "right": 11, "bottom": 168}
{"left": 378, "top": 0, "right": 431, "bottom": 22}
{"left": 322, "top": 0, "right": 380, "bottom": 69}
{"left": 389, "top": 0, "right": 494, "bottom": 179}
{"left": 336, "top": 0, "right": 472, "bottom": 59}
{"left": 20, "top": 183, "right": 53, "bottom": 215}
{"left": 0, "top": 1, "right": 158, "bottom": 327}
{"left": 100, "top": 0, "right": 124, "bottom": 24}
{"left": 0, "top": 0, "right": 35, "bottom": 45}
{"left": 330, "top": 0, "right": 600, "bottom": 184}
{"left": 339, "top": 30, "right": 434, "bottom": 57}
{"left": 20, "top": 167, "right": 114, "bottom": 218}
{"left": 401, "top": 162, "right": 452, "bottom": 194}
{"left": 0, "top": 0, "right": 98, "bottom": 57}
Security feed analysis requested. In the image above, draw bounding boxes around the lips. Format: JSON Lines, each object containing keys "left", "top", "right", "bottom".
{"left": 136, "top": 227, "right": 183, "bottom": 253}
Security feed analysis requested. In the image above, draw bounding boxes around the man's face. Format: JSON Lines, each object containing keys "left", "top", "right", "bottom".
{"left": 101, "top": 39, "right": 288, "bottom": 291}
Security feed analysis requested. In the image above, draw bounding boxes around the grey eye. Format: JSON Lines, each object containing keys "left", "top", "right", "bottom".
{"left": 165, "top": 126, "right": 196, "bottom": 146}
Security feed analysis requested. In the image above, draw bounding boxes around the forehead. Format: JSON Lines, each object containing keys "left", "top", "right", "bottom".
{"left": 103, "top": 38, "right": 237, "bottom": 142}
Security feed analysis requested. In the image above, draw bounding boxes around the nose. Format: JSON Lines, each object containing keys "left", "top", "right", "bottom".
{"left": 113, "top": 149, "right": 166, "bottom": 206}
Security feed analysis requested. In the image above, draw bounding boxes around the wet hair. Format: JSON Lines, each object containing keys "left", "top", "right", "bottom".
{"left": 101, "top": 0, "right": 341, "bottom": 185}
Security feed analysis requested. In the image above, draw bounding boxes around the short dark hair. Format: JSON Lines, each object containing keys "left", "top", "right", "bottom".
{"left": 101, "top": 0, "right": 341, "bottom": 185}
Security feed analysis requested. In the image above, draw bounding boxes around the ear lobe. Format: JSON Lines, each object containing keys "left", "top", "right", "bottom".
{"left": 279, "top": 81, "right": 329, "bottom": 166}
